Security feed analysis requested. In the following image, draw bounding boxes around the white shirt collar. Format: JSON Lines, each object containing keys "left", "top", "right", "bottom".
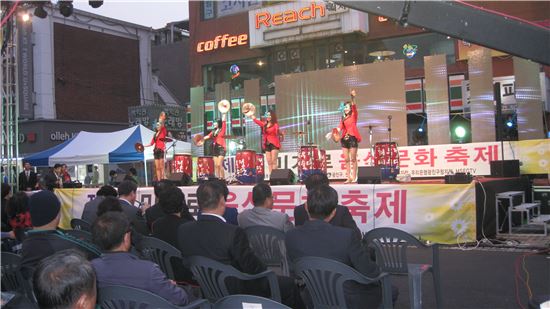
{"left": 202, "top": 212, "right": 227, "bottom": 223}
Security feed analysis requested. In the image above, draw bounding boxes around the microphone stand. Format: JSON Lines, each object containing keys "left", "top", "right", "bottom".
{"left": 368, "top": 125, "right": 374, "bottom": 166}
{"left": 387, "top": 115, "right": 394, "bottom": 180}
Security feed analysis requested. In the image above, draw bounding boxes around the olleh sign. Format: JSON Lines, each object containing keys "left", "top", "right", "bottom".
{"left": 196, "top": 33, "right": 248, "bottom": 53}
{"left": 255, "top": 2, "right": 326, "bottom": 29}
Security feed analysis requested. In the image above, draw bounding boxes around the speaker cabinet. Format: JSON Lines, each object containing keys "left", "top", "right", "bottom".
{"left": 168, "top": 172, "right": 193, "bottom": 186}
{"left": 445, "top": 173, "right": 473, "bottom": 184}
{"left": 490, "top": 160, "right": 520, "bottom": 177}
{"left": 358, "top": 166, "right": 381, "bottom": 184}
{"left": 270, "top": 169, "right": 295, "bottom": 185}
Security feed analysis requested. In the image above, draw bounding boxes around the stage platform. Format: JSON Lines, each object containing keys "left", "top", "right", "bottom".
{"left": 53, "top": 177, "right": 531, "bottom": 244}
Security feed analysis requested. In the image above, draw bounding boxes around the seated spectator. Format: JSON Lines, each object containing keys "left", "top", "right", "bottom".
{"left": 177, "top": 181, "right": 302, "bottom": 308}
{"left": 294, "top": 173, "right": 361, "bottom": 239}
{"left": 238, "top": 183, "right": 294, "bottom": 232}
{"left": 118, "top": 180, "right": 149, "bottom": 235}
{"left": 81, "top": 185, "right": 118, "bottom": 224}
{"left": 91, "top": 212, "right": 188, "bottom": 306}
{"left": 21, "top": 190, "right": 101, "bottom": 279}
{"left": 1, "top": 183, "right": 13, "bottom": 232}
{"left": 145, "top": 180, "right": 175, "bottom": 230}
{"left": 152, "top": 186, "right": 194, "bottom": 246}
{"left": 197, "top": 179, "right": 238, "bottom": 225}
{"left": 286, "top": 185, "right": 385, "bottom": 308}
{"left": 152, "top": 186, "right": 195, "bottom": 284}
{"left": 96, "top": 196, "right": 123, "bottom": 218}
{"left": 7, "top": 192, "right": 32, "bottom": 231}
{"left": 33, "top": 249, "right": 96, "bottom": 309}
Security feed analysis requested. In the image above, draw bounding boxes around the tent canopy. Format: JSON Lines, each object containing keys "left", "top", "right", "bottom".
{"left": 25, "top": 125, "right": 191, "bottom": 166}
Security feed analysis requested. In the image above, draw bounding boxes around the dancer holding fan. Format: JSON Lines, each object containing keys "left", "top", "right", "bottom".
{"left": 204, "top": 108, "right": 227, "bottom": 180}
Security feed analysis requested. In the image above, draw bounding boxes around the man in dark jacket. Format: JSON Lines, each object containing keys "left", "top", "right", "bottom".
{"left": 18, "top": 162, "right": 38, "bottom": 191}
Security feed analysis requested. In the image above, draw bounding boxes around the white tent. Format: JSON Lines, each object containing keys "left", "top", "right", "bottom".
{"left": 25, "top": 125, "right": 191, "bottom": 166}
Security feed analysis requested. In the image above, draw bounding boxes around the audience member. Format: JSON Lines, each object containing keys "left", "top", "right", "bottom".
{"left": 238, "top": 183, "right": 294, "bottom": 232}
{"left": 197, "top": 179, "right": 238, "bottom": 225}
{"left": 18, "top": 162, "right": 38, "bottom": 191}
{"left": 44, "top": 164, "right": 63, "bottom": 191}
{"left": 152, "top": 186, "right": 194, "bottom": 246}
{"left": 21, "top": 190, "right": 101, "bottom": 279}
{"left": 7, "top": 192, "right": 32, "bottom": 231}
{"left": 61, "top": 164, "right": 72, "bottom": 183}
{"left": 33, "top": 249, "right": 96, "bottom": 309}
{"left": 118, "top": 180, "right": 149, "bottom": 235}
{"left": 108, "top": 170, "right": 118, "bottom": 186}
{"left": 124, "top": 167, "right": 139, "bottom": 185}
{"left": 145, "top": 180, "right": 174, "bottom": 229}
{"left": 81, "top": 185, "right": 118, "bottom": 223}
{"left": 96, "top": 196, "right": 123, "bottom": 218}
{"left": 294, "top": 173, "right": 361, "bottom": 239}
{"left": 286, "top": 184, "right": 386, "bottom": 308}
{"left": 91, "top": 212, "right": 189, "bottom": 306}
{"left": 1, "top": 183, "right": 12, "bottom": 232}
{"left": 177, "top": 181, "right": 302, "bottom": 308}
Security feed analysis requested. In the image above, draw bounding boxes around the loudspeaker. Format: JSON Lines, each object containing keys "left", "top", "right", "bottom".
{"left": 270, "top": 169, "right": 295, "bottom": 185}
{"left": 444, "top": 173, "right": 472, "bottom": 184}
{"left": 358, "top": 166, "right": 381, "bottom": 184}
{"left": 167, "top": 173, "right": 193, "bottom": 186}
{"left": 490, "top": 160, "right": 520, "bottom": 177}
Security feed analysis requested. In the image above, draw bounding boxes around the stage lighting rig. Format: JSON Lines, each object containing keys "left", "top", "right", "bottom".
{"left": 59, "top": 0, "right": 73, "bottom": 17}
{"left": 34, "top": 1, "right": 49, "bottom": 19}
{"left": 398, "top": 1, "right": 411, "bottom": 27}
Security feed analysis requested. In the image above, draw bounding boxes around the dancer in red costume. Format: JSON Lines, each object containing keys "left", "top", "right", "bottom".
{"left": 338, "top": 90, "right": 361, "bottom": 183}
{"left": 146, "top": 112, "right": 167, "bottom": 181}
{"left": 203, "top": 113, "right": 227, "bottom": 180}
{"left": 251, "top": 110, "right": 281, "bottom": 175}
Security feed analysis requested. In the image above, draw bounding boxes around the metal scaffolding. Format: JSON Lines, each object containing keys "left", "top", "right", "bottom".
{"left": 1, "top": 3, "right": 21, "bottom": 190}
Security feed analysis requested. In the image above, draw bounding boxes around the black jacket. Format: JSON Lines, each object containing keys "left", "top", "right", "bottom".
{"left": 294, "top": 204, "right": 362, "bottom": 239}
{"left": 18, "top": 170, "right": 38, "bottom": 191}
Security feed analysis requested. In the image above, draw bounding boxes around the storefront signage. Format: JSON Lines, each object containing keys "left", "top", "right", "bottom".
{"left": 196, "top": 34, "right": 248, "bottom": 53}
{"left": 255, "top": 2, "right": 326, "bottom": 29}
{"left": 50, "top": 131, "right": 78, "bottom": 141}
{"left": 249, "top": 2, "right": 367, "bottom": 48}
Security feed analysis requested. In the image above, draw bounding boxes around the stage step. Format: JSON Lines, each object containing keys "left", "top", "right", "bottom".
{"left": 529, "top": 214, "right": 550, "bottom": 236}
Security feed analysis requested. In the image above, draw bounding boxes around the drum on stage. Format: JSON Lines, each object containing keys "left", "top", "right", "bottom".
{"left": 236, "top": 150, "right": 257, "bottom": 184}
{"left": 197, "top": 156, "right": 214, "bottom": 180}
{"left": 256, "top": 153, "right": 265, "bottom": 182}
{"left": 320, "top": 149, "right": 327, "bottom": 174}
{"left": 171, "top": 154, "right": 192, "bottom": 176}
{"left": 298, "top": 145, "right": 323, "bottom": 181}
{"left": 374, "top": 142, "right": 400, "bottom": 180}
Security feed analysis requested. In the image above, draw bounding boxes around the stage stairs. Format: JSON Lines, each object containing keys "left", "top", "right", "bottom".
{"left": 496, "top": 191, "right": 550, "bottom": 236}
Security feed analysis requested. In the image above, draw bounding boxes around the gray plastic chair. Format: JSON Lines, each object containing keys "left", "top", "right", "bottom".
{"left": 98, "top": 285, "right": 210, "bottom": 309}
{"left": 363, "top": 227, "right": 442, "bottom": 309}
{"left": 188, "top": 255, "right": 281, "bottom": 303}
{"left": 294, "top": 256, "right": 393, "bottom": 309}
{"left": 1, "top": 252, "right": 36, "bottom": 303}
{"left": 138, "top": 236, "right": 185, "bottom": 281}
{"left": 70, "top": 218, "right": 92, "bottom": 232}
{"left": 244, "top": 225, "right": 290, "bottom": 276}
{"left": 213, "top": 294, "right": 291, "bottom": 309}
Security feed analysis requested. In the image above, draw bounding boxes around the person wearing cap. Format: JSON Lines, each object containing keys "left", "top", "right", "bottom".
{"left": 20, "top": 190, "right": 101, "bottom": 279}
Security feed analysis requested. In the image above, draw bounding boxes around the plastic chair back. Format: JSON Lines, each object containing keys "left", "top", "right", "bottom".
{"left": 188, "top": 255, "right": 280, "bottom": 303}
{"left": 213, "top": 294, "right": 291, "bottom": 309}
{"left": 244, "top": 225, "right": 290, "bottom": 276}
{"left": 294, "top": 256, "right": 393, "bottom": 309}
{"left": 70, "top": 218, "right": 91, "bottom": 232}
{"left": 98, "top": 285, "right": 210, "bottom": 309}
{"left": 1, "top": 252, "right": 36, "bottom": 303}
{"left": 139, "top": 236, "right": 184, "bottom": 281}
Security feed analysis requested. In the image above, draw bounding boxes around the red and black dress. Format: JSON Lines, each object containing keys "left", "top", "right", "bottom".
{"left": 253, "top": 119, "right": 281, "bottom": 152}
{"left": 339, "top": 104, "right": 361, "bottom": 149}
{"left": 206, "top": 120, "right": 226, "bottom": 156}
{"left": 151, "top": 126, "right": 167, "bottom": 159}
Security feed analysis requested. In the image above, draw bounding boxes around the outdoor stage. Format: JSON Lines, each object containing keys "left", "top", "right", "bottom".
{"left": 52, "top": 177, "right": 529, "bottom": 245}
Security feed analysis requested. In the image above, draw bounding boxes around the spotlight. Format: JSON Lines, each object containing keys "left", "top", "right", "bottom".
{"left": 506, "top": 120, "right": 513, "bottom": 128}
{"left": 34, "top": 4, "right": 48, "bottom": 19}
{"left": 89, "top": 0, "right": 103, "bottom": 8}
{"left": 398, "top": 1, "right": 411, "bottom": 27}
{"left": 454, "top": 126, "right": 466, "bottom": 138}
{"left": 21, "top": 13, "right": 30, "bottom": 22}
{"left": 418, "top": 127, "right": 423, "bottom": 133}
{"left": 59, "top": 0, "right": 73, "bottom": 17}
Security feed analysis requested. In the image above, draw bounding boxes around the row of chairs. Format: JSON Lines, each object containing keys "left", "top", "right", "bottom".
{"left": 68, "top": 218, "right": 442, "bottom": 309}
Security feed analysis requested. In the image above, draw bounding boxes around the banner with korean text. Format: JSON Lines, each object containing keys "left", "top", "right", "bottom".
{"left": 55, "top": 182, "right": 476, "bottom": 244}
